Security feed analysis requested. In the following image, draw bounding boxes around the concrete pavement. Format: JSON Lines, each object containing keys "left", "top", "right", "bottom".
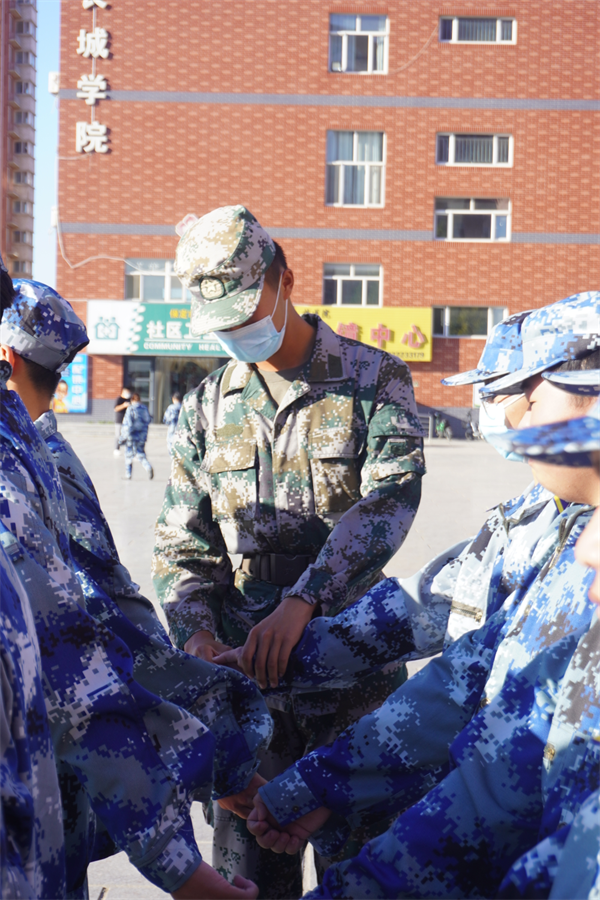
{"left": 56, "top": 421, "right": 532, "bottom": 899}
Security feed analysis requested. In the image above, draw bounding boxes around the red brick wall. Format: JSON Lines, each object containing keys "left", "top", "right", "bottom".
{"left": 56, "top": 0, "right": 600, "bottom": 406}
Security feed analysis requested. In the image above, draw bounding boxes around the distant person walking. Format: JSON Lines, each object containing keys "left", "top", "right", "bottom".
{"left": 162, "top": 392, "right": 182, "bottom": 455}
{"left": 113, "top": 385, "right": 131, "bottom": 455}
{"left": 120, "top": 392, "right": 154, "bottom": 480}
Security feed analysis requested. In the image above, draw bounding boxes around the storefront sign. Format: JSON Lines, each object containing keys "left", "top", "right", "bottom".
{"left": 294, "top": 305, "right": 433, "bottom": 362}
{"left": 87, "top": 301, "right": 227, "bottom": 357}
{"left": 51, "top": 354, "right": 89, "bottom": 413}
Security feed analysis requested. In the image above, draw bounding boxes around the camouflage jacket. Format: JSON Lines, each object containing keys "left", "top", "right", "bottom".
{"left": 498, "top": 788, "right": 600, "bottom": 899}
{"left": 259, "top": 502, "right": 595, "bottom": 845}
{"left": 0, "top": 365, "right": 216, "bottom": 895}
{"left": 121, "top": 402, "right": 151, "bottom": 446}
{"left": 35, "top": 409, "right": 272, "bottom": 800}
{"left": 303, "top": 618, "right": 600, "bottom": 899}
{"left": 163, "top": 401, "right": 182, "bottom": 440}
{"left": 0, "top": 538, "right": 64, "bottom": 900}
{"left": 281, "top": 482, "right": 558, "bottom": 694}
{"left": 153, "top": 314, "right": 425, "bottom": 649}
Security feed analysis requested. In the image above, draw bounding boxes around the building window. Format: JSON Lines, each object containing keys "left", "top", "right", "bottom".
{"left": 16, "top": 20, "right": 34, "bottom": 34}
{"left": 15, "top": 51, "right": 35, "bottom": 65}
{"left": 323, "top": 264, "right": 382, "bottom": 306}
{"left": 326, "top": 131, "right": 385, "bottom": 207}
{"left": 12, "top": 231, "right": 31, "bottom": 244}
{"left": 14, "top": 111, "right": 33, "bottom": 125}
{"left": 14, "top": 171, "right": 33, "bottom": 185}
{"left": 433, "top": 306, "right": 507, "bottom": 338}
{"left": 15, "top": 82, "right": 33, "bottom": 95}
{"left": 435, "top": 198, "right": 511, "bottom": 242}
{"left": 329, "top": 14, "right": 388, "bottom": 73}
{"left": 13, "top": 201, "right": 29, "bottom": 214}
{"left": 12, "top": 261, "right": 29, "bottom": 274}
{"left": 439, "top": 17, "right": 516, "bottom": 44}
{"left": 436, "top": 133, "right": 512, "bottom": 166}
{"left": 14, "top": 142, "right": 30, "bottom": 155}
{"left": 125, "top": 259, "right": 193, "bottom": 302}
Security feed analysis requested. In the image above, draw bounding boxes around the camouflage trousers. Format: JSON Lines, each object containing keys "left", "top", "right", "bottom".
{"left": 212, "top": 665, "right": 407, "bottom": 900}
{"left": 123, "top": 441, "right": 153, "bottom": 478}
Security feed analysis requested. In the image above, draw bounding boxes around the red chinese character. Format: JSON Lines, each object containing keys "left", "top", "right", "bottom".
{"left": 371, "top": 324, "right": 391, "bottom": 348}
{"left": 402, "top": 325, "right": 427, "bottom": 349}
{"left": 337, "top": 322, "right": 360, "bottom": 340}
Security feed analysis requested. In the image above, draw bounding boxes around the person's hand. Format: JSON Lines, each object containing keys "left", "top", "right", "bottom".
{"left": 184, "top": 630, "right": 231, "bottom": 662}
{"left": 246, "top": 795, "right": 332, "bottom": 855}
{"left": 171, "top": 860, "right": 258, "bottom": 899}
{"left": 239, "top": 596, "right": 314, "bottom": 689}
{"left": 217, "top": 772, "right": 267, "bottom": 819}
{"left": 212, "top": 646, "right": 245, "bottom": 673}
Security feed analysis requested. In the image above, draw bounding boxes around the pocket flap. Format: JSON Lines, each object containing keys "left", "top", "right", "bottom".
{"left": 203, "top": 439, "right": 257, "bottom": 474}
{"left": 309, "top": 428, "right": 356, "bottom": 459}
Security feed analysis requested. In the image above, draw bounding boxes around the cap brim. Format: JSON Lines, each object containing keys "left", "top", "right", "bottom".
{"left": 189, "top": 274, "right": 265, "bottom": 336}
{"left": 542, "top": 369, "right": 600, "bottom": 395}
{"left": 479, "top": 362, "right": 544, "bottom": 397}
{"left": 441, "top": 369, "right": 506, "bottom": 387}
{"left": 498, "top": 409, "right": 600, "bottom": 466}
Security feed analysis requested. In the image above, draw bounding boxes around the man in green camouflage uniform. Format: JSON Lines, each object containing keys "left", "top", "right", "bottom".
{"left": 153, "top": 205, "right": 425, "bottom": 898}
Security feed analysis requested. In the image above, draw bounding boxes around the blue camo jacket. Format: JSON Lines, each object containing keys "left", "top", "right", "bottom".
{"left": 120, "top": 401, "right": 151, "bottom": 449}
{"left": 260, "top": 502, "right": 595, "bottom": 847}
{"left": 303, "top": 617, "right": 600, "bottom": 899}
{"left": 0, "top": 538, "right": 65, "bottom": 900}
{"left": 280, "top": 482, "right": 558, "bottom": 695}
{"left": 35, "top": 409, "right": 272, "bottom": 802}
{"left": 0, "top": 363, "right": 215, "bottom": 895}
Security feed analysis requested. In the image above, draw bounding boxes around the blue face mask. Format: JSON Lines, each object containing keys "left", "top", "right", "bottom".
{"left": 212, "top": 275, "right": 288, "bottom": 363}
{"left": 478, "top": 401, "right": 525, "bottom": 463}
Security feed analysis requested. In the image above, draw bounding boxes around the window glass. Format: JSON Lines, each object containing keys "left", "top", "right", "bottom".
{"left": 455, "top": 135, "right": 493, "bottom": 163}
{"left": 357, "top": 131, "right": 383, "bottom": 162}
{"left": 433, "top": 308, "right": 445, "bottom": 335}
{"left": 341, "top": 281, "right": 362, "bottom": 305}
{"left": 343, "top": 165, "right": 365, "bottom": 205}
{"left": 474, "top": 198, "right": 509, "bottom": 209}
{"left": 436, "top": 198, "right": 470, "bottom": 209}
{"left": 437, "top": 135, "right": 449, "bottom": 162}
{"left": 435, "top": 215, "right": 448, "bottom": 238}
{"left": 143, "top": 275, "right": 165, "bottom": 300}
{"left": 326, "top": 130, "right": 353, "bottom": 162}
{"left": 361, "top": 15, "right": 387, "bottom": 31}
{"left": 330, "top": 14, "right": 356, "bottom": 31}
{"left": 347, "top": 35, "right": 369, "bottom": 71}
{"left": 323, "top": 280, "right": 337, "bottom": 305}
{"left": 324, "top": 264, "right": 351, "bottom": 276}
{"left": 495, "top": 216, "right": 508, "bottom": 239}
{"left": 439, "top": 19, "right": 452, "bottom": 40}
{"left": 325, "top": 165, "right": 339, "bottom": 204}
{"left": 458, "top": 18, "right": 497, "bottom": 41}
{"left": 366, "top": 281, "right": 380, "bottom": 305}
{"left": 497, "top": 136, "right": 509, "bottom": 163}
{"left": 448, "top": 308, "right": 488, "bottom": 336}
{"left": 354, "top": 264, "right": 380, "bottom": 276}
{"left": 372, "top": 35, "right": 385, "bottom": 70}
{"left": 501, "top": 20, "right": 513, "bottom": 40}
{"left": 452, "top": 214, "right": 491, "bottom": 239}
{"left": 330, "top": 34, "right": 342, "bottom": 71}
{"left": 369, "top": 166, "right": 382, "bottom": 204}
{"left": 125, "top": 274, "right": 140, "bottom": 299}
{"left": 170, "top": 276, "right": 187, "bottom": 300}
{"left": 490, "top": 307, "right": 506, "bottom": 328}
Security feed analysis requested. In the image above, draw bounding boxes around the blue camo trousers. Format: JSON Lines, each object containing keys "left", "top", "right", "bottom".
{"left": 124, "top": 442, "right": 152, "bottom": 477}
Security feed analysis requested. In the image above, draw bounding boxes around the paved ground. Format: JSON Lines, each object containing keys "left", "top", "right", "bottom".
{"left": 57, "top": 422, "right": 532, "bottom": 900}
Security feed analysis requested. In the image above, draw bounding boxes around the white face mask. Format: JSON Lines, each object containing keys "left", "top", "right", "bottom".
{"left": 479, "top": 397, "right": 525, "bottom": 462}
{"left": 130, "top": 400, "right": 140, "bottom": 408}
{"left": 212, "top": 274, "right": 288, "bottom": 363}
{"left": 122, "top": 390, "right": 131, "bottom": 399}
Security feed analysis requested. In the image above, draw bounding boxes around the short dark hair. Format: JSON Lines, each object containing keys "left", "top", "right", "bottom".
{"left": 1, "top": 269, "right": 16, "bottom": 322}
{"left": 265, "top": 241, "right": 289, "bottom": 287}
{"left": 172, "top": 392, "right": 182, "bottom": 402}
{"left": 21, "top": 356, "right": 62, "bottom": 398}
{"left": 550, "top": 348, "right": 600, "bottom": 408}
{"left": 131, "top": 391, "right": 141, "bottom": 401}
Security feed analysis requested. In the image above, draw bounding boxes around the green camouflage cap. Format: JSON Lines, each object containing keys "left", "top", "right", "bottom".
{"left": 174, "top": 205, "right": 276, "bottom": 336}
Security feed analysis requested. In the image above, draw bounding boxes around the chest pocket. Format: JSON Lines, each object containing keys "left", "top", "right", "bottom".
{"left": 202, "top": 437, "right": 258, "bottom": 522}
{"left": 308, "top": 429, "right": 360, "bottom": 516}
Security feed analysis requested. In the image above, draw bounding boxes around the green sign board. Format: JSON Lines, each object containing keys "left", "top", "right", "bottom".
{"left": 131, "top": 303, "right": 227, "bottom": 356}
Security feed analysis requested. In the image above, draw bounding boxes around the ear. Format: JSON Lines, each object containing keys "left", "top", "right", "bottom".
{"left": 0, "top": 345, "right": 16, "bottom": 367}
{"left": 283, "top": 267, "right": 294, "bottom": 297}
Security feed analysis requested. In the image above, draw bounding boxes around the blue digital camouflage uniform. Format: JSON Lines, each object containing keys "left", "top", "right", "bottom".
{"left": 500, "top": 400, "right": 600, "bottom": 468}
{"left": 154, "top": 205, "right": 424, "bottom": 897}
{"left": 259, "top": 501, "right": 595, "bottom": 851}
{"left": 0, "top": 537, "right": 65, "bottom": 900}
{"left": 0, "top": 361, "right": 219, "bottom": 897}
{"left": 163, "top": 400, "right": 182, "bottom": 454}
{"left": 302, "top": 617, "right": 600, "bottom": 899}
{"left": 120, "top": 401, "right": 153, "bottom": 478}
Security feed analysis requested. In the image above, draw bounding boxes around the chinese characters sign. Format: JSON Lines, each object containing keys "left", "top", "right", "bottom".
{"left": 51, "top": 354, "right": 89, "bottom": 413}
{"left": 294, "top": 305, "right": 433, "bottom": 361}
{"left": 75, "top": 0, "right": 111, "bottom": 153}
{"left": 86, "top": 302, "right": 228, "bottom": 357}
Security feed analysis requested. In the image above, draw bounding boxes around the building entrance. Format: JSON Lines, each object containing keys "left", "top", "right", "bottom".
{"left": 153, "top": 356, "right": 225, "bottom": 422}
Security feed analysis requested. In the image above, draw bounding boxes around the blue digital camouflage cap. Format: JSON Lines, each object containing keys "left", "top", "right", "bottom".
{"left": 498, "top": 400, "right": 599, "bottom": 467}
{"left": 542, "top": 368, "right": 600, "bottom": 395}
{"left": 0, "top": 279, "right": 89, "bottom": 372}
{"left": 481, "top": 291, "right": 600, "bottom": 396}
{"left": 441, "top": 311, "right": 531, "bottom": 386}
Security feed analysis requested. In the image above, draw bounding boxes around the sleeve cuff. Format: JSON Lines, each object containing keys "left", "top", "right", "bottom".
{"left": 258, "top": 767, "right": 322, "bottom": 826}
{"left": 137, "top": 820, "right": 202, "bottom": 893}
{"left": 284, "top": 567, "right": 347, "bottom": 613}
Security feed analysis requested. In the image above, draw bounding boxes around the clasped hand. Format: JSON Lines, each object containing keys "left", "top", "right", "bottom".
{"left": 246, "top": 795, "right": 332, "bottom": 855}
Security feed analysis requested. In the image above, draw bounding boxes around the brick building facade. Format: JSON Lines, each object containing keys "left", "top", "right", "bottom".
{"left": 55, "top": 0, "right": 599, "bottom": 422}
{"left": 2, "top": 0, "right": 37, "bottom": 277}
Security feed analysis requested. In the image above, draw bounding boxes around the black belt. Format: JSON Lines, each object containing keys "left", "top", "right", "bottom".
{"left": 240, "top": 553, "right": 317, "bottom": 587}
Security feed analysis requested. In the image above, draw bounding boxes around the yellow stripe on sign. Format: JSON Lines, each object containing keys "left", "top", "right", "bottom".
{"left": 294, "top": 305, "right": 433, "bottom": 362}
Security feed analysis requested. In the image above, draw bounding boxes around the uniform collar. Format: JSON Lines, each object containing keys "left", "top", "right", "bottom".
{"left": 220, "top": 314, "right": 345, "bottom": 397}
{"left": 34, "top": 409, "right": 58, "bottom": 440}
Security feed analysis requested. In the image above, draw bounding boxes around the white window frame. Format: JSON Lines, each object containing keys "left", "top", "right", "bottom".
{"left": 322, "top": 263, "right": 383, "bottom": 307}
{"left": 329, "top": 15, "right": 389, "bottom": 74}
{"left": 326, "top": 131, "right": 386, "bottom": 208}
{"left": 14, "top": 171, "right": 33, "bottom": 185}
{"left": 436, "top": 133, "right": 513, "bottom": 167}
{"left": 15, "top": 82, "right": 33, "bottom": 96}
{"left": 124, "top": 259, "right": 193, "bottom": 302}
{"left": 13, "top": 231, "right": 31, "bottom": 244}
{"left": 14, "top": 141, "right": 30, "bottom": 155}
{"left": 433, "top": 306, "right": 509, "bottom": 339}
{"left": 13, "top": 200, "right": 29, "bottom": 213}
{"left": 15, "top": 51, "right": 35, "bottom": 65}
{"left": 434, "top": 198, "right": 511, "bottom": 243}
{"left": 439, "top": 17, "right": 517, "bottom": 44}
